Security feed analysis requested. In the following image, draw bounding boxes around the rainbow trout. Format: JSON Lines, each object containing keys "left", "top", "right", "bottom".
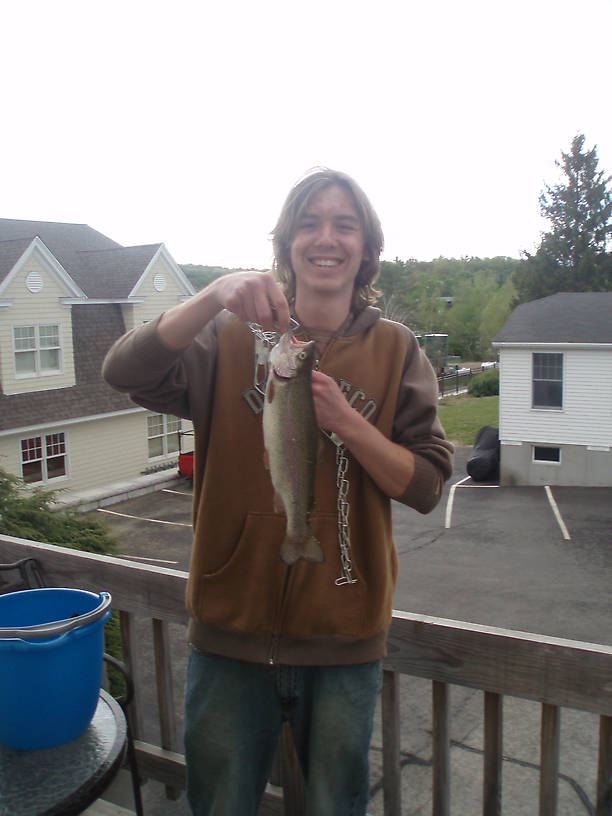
{"left": 263, "top": 332, "right": 324, "bottom": 565}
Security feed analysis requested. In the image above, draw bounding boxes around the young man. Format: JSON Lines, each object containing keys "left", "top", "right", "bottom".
{"left": 103, "top": 168, "right": 454, "bottom": 815}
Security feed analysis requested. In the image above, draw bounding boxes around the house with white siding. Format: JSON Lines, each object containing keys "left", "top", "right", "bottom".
{"left": 492, "top": 292, "right": 612, "bottom": 487}
{"left": 0, "top": 218, "right": 195, "bottom": 505}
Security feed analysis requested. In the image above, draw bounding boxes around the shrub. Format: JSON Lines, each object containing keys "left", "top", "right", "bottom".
{"left": 468, "top": 369, "right": 499, "bottom": 397}
{"left": 0, "top": 467, "right": 124, "bottom": 693}
{"left": 0, "top": 468, "right": 118, "bottom": 554}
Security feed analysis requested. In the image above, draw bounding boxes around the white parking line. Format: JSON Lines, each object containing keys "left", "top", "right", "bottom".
{"left": 445, "top": 476, "right": 470, "bottom": 528}
{"left": 162, "top": 488, "right": 192, "bottom": 497}
{"left": 97, "top": 508, "right": 192, "bottom": 528}
{"left": 545, "top": 486, "right": 571, "bottom": 540}
{"left": 445, "top": 479, "right": 571, "bottom": 540}
{"left": 444, "top": 478, "right": 500, "bottom": 528}
{"left": 117, "top": 554, "right": 180, "bottom": 565}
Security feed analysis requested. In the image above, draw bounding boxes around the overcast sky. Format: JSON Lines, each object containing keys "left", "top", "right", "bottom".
{"left": 3, "top": 0, "right": 611, "bottom": 269}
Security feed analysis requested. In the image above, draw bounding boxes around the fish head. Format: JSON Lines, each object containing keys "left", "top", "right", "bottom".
{"left": 269, "top": 332, "right": 316, "bottom": 380}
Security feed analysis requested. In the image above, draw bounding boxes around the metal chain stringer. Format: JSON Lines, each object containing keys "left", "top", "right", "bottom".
{"left": 247, "top": 322, "right": 279, "bottom": 397}
{"left": 330, "top": 433, "right": 358, "bottom": 586}
{"left": 247, "top": 321, "right": 357, "bottom": 586}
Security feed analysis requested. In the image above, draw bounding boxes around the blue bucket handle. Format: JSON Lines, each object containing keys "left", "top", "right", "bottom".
{"left": 0, "top": 592, "right": 112, "bottom": 639}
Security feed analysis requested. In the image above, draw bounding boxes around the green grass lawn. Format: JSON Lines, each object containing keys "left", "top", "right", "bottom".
{"left": 437, "top": 395, "right": 499, "bottom": 447}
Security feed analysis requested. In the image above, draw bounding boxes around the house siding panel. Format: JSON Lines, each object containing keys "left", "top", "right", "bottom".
{"left": 0, "top": 411, "right": 183, "bottom": 499}
{"left": 499, "top": 348, "right": 612, "bottom": 447}
{"left": 132, "top": 256, "right": 188, "bottom": 325}
{"left": 67, "top": 413, "right": 155, "bottom": 489}
{"left": 120, "top": 303, "right": 135, "bottom": 333}
{"left": 0, "top": 257, "right": 76, "bottom": 395}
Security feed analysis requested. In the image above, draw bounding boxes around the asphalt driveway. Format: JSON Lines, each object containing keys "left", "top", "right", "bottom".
{"left": 392, "top": 448, "right": 611, "bottom": 646}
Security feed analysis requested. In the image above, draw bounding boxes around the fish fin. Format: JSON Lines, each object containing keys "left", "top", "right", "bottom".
{"left": 280, "top": 532, "right": 324, "bottom": 565}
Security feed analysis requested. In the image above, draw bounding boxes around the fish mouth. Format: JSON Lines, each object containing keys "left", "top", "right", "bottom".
{"left": 271, "top": 334, "right": 315, "bottom": 380}
{"left": 279, "top": 333, "right": 311, "bottom": 350}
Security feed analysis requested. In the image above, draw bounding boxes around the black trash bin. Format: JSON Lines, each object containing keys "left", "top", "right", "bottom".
{"left": 466, "top": 426, "right": 500, "bottom": 482}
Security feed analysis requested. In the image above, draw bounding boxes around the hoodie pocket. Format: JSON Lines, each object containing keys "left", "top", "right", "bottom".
{"left": 283, "top": 513, "right": 368, "bottom": 639}
{"left": 197, "top": 512, "right": 287, "bottom": 632}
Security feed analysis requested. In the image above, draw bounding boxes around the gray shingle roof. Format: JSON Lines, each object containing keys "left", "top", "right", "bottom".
{"left": 74, "top": 244, "right": 161, "bottom": 298}
{"left": 494, "top": 292, "right": 612, "bottom": 344}
{"left": 0, "top": 219, "right": 165, "bottom": 301}
{"left": 0, "top": 238, "right": 35, "bottom": 283}
{"left": 0, "top": 219, "right": 122, "bottom": 293}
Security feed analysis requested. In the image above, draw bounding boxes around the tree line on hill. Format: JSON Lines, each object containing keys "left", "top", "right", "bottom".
{"left": 182, "top": 134, "right": 611, "bottom": 362}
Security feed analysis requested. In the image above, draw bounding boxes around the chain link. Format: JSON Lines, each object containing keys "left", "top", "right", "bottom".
{"left": 247, "top": 321, "right": 357, "bottom": 586}
{"left": 247, "top": 322, "right": 282, "bottom": 396}
{"left": 334, "top": 439, "right": 357, "bottom": 585}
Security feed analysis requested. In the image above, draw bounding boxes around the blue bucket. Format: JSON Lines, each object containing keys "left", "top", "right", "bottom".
{"left": 0, "top": 588, "right": 112, "bottom": 750}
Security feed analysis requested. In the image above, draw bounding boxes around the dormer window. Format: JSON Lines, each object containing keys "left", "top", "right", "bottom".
{"left": 13, "top": 324, "right": 62, "bottom": 377}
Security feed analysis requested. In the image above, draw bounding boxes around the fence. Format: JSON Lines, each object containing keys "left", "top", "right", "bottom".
{"left": 0, "top": 534, "right": 610, "bottom": 816}
{"left": 437, "top": 363, "right": 498, "bottom": 397}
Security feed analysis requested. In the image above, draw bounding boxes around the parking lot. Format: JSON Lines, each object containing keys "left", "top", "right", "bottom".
{"left": 392, "top": 449, "right": 611, "bottom": 648}
{"left": 93, "top": 447, "right": 611, "bottom": 814}
{"left": 96, "top": 446, "right": 611, "bottom": 647}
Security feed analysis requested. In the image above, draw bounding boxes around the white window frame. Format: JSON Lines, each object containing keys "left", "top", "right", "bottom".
{"left": 147, "top": 414, "right": 181, "bottom": 460}
{"left": 532, "top": 352, "right": 563, "bottom": 410}
{"left": 20, "top": 432, "right": 69, "bottom": 484}
{"left": 13, "top": 323, "right": 63, "bottom": 378}
{"left": 532, "top": 445, "right": 561, "bottom": 465}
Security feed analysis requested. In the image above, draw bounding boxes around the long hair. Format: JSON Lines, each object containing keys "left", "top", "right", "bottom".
{"left": 271, "top": 168, "right": 384, "bottom": 312}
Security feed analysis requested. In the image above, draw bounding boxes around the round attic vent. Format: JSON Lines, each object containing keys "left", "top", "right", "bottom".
{"left": 153, "top": 273, "right": 167, "bottom": 292}
{"left": 26, "top": 271, "right": 44, "bottom": 293}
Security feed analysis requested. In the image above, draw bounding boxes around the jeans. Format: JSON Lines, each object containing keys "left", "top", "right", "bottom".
{"left": 183, "top": 646, "right": 382, "bottom": 816}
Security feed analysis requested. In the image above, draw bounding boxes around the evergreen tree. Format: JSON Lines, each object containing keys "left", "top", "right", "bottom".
{"left": 514, "top": 134, "right": 612, "bottom": 303}
{"left": 0, "top": 467, "right": 118, "bottom": 555}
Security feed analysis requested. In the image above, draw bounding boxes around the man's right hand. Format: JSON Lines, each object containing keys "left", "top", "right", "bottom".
{"left": 210, "top": 271, "right": 291, "bottom": 334}
{"left": 158, "top": 271, "right": 290, "bottom": 351}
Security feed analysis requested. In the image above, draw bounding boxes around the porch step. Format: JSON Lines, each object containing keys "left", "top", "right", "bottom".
{"left": 81, "top": 799, "right": 135, "bottom": 816}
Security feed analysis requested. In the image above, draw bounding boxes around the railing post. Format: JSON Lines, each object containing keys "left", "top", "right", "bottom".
{"left": 539, "top": 703, "right": 560, "bottom": 816}
{"left": 596, "top": 714, "right": 612, "bottom": 816}
{"left": 382, "top": 669, "right": 401, "bottom": 816}
{"left": 120, "top": 610, "right": 145, "bottom": 741}
{"left": 432, "top": 680, "right": 450, "bottom": 816}
{"left": 483, "top": 691, "right": 503, "bottom": 816}
{"left": 153, "top": 618, "right": 180, "bottom": 800}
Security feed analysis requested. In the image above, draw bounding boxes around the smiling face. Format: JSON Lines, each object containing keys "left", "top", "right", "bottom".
{"left": 289, "top": 184, "right": 365, "bottom": 306}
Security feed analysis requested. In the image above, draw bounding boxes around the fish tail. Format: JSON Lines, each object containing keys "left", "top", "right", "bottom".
{"left": 280, "top": 531, "right": 324, "bottom": 565}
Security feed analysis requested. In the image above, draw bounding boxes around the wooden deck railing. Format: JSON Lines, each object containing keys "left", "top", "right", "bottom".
{"left": 1, "top": 534, "right": 610, "bottom": 816}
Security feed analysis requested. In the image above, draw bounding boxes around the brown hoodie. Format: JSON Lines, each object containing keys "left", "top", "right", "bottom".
{"left": 103, "top": 306, "right": 453, "bottom": 665}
